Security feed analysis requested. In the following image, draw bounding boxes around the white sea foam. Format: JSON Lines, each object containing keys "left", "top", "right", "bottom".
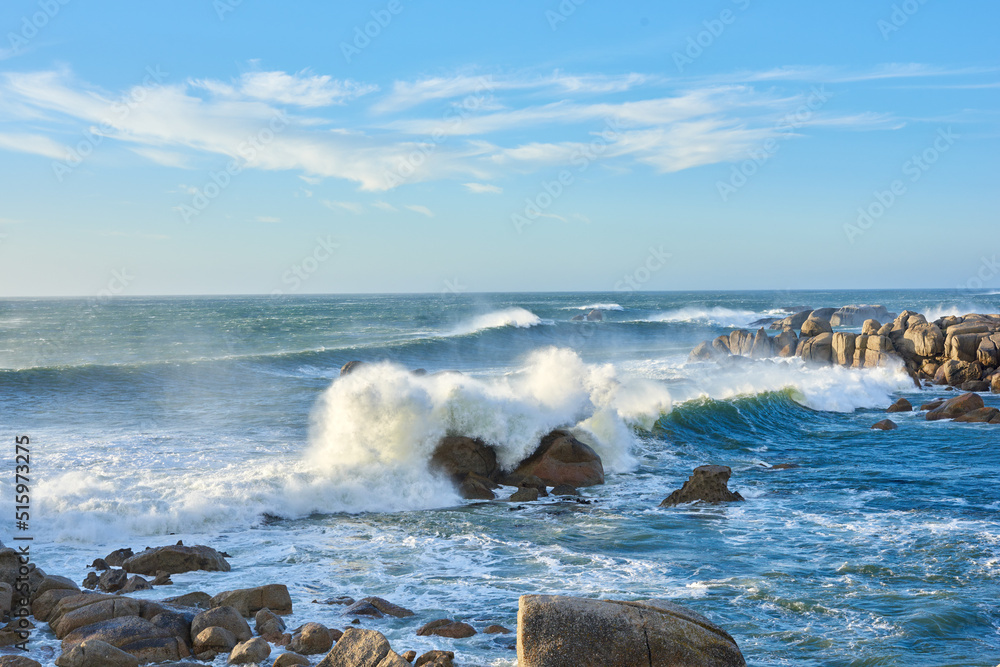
{"left": 921, "top": 302, "right": 987, "bottom": 321}
{"left": 644, "top": 307, "right": 775, "bottom": 328}
{"left": 451, "top": 307, "right": 543, "bottom": 335}
{"left": 571, "top": 303, "right": 624, "bottom": 311}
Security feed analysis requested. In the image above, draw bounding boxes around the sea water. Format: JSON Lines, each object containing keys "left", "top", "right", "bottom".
{"left": 0, "top": 290, "right": 997, "bottom": 666}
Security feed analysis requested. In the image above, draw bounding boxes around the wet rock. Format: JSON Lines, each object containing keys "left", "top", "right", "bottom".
{"left": 88, "top": 559, "right": 109, "bottom": 571}
{"left": 316, "top": 627, "right": 409, "bottom": 667}
{"left": 343, "top": 599, "right": 383, "bottom": 618}
{"left": 510, "top": 430, "right": 604, "bottom": 488}
{"left": 103, "top": 549, "right": 134, "bottom": 568}
{"left": 485, "top": 624, "right": 512, "bottom": 634}
{"left": 417, "top": 619, "right": 476, "bottom": 639}
{"left": 359, "top": 597, "right": 414, "bottom": 618}
{"left": 32, "top": 588, "right": 81, "bottom": 623}
{"left": 456, "top": 472, "right": 497, "bottom": 500}
{"left": 54, "top": 638, "right": 140, "bottom": 667}
{"left": 960, "top": 380, "right": 990, "bottom": 392}
{"left": 586, "top": 309, "right": 603, "bottom": 321}
{"left": 191, "top": 606, "right": 252, "bottom": 643}
{"left": 340, "top": 360, "right": 365, "bottom": 376}
{"left": 516, "top": 595, "right": 746, "bottom": 667}
{"left": 871, "top": 419, "right": 897, "bottom": 431}
{"left": 162, "top": 592, "right": 212, "bottom": 609}
{"left": 954, "top": 407, "right": 1000, "bottom": 423}
{"left": 98, "top": 569, "right": 128, "bottom": 594}
{"left": 119, "top": 576, "right": 151, "bottom": 595}
{"left": 926, "top": 392, "right": 985, "bottom": 421}
{"left": 660, "top": 465, "right": 744, "bottom": 506}
{"left": 430, "top": 436, "right": 499, "bottom": 482}
{"left": 151, "top": 571, "right": 173, "bottom": 586}
{"left": 0, "top": 656, "right": 43, "bottom": 667}
{"left": 918, "top": 398, "right": 946, "bottom": 411}
{"left": 508, "top": 487, "right": 540, "bottom": 502}
{"left": 229, "top": 637, "right": 270, "bottom": 664}
{"left": 289, "top": 622, "right": 335, "bottom": 655}
{"left": 273, "top": 654, "right": 311, "bottom": 667}
{"left": 210, "top": 584, "right": 292, "bottom": 616}
{"left": 60, "top": 616, "right": 188, "bottom": 661}
{"left": 32, "top": 575, "right": 79, "bottom": 604}
{"left": 254, "top": 608, "right": 285, "bottom": 640}
{"left": 415, "top": 650, "right": 455, "bottom": 667}
{"left": 123, "top": 545, "right": 230, "bottom": 576}
{"left": 550, "top": 484, "right": 579, "bottom": 496}
{"left": 886, "top": 398, "right": 912, "bottom": 413}
{"left": 192, "top": 626, "right": 237, "bottom": 655}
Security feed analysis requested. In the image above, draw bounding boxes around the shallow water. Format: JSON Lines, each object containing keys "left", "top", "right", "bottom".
{"left": 1, "top": 290, "right": 998, "bottom": 666}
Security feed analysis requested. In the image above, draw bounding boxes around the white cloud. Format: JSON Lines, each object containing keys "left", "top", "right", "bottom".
{"left": 235, "top": 70, "right": 376, "bottom": 107}
{"left": 373, "top": 201, "right": 398, "bottom": 211}
{"left": 0, "top": 131, "right": 68, "bottom": 159}
{"left": 404, "top": 204, "right": 434, "bottom": 217}
{"left": 322, "top": 200, "right": 365, "bottom": 214}
{"left": 463, "top": 182, "right": 503, "bottom": 194}
{"left": 130, "top": 147, "right": 190, "bottom": 168}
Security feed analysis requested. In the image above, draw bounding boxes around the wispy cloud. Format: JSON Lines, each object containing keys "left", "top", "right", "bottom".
{"left": 463, "top": 182, "right": 503, "bottom": 194}
{"left": 0, "top": 131, "right": 68, "bottom": 159}
{"left": 373, "top": 201, "right": 398, "bottom": 211}
{"left": 323, "top": 200, "right": 365, "bottom": 214}
{"left": 192, "top": 70, "right": 377, "bottom": 107}
{"left": 404, "top": 204, "right": 434, "bottom": 217}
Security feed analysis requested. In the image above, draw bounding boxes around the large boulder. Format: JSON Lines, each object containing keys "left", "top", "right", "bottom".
{"left": 586, "top": 309, "right": 603, "bottom": 322}
{"left": 0, "top": 657, "right": 43, "bottom": 667}
{"left": 660, "top": 466, "right": 743, "bottom": 506}
{"left": 60, "top": 616, "right": 188, "bottom": 661}
{"left": 935, "top": 360, "right": 983, "bottom": 386}
{"left": 977, "top": 334, "right": 1000, "bottom": 368}
{"left": 711, "top": 335, "right": 732, "bottom": 356}
{"left": 861, "top": 319, "right": 881, "bottom": 335}
{"left": 830, "top": 305, "right": 892, "bottom": 327}
{"left": 122, "top": 545, "right": 229, "bottom": 576}
{"left": 769, "top": 310, "right": 812, "bottom": 332}
{"left": 192, "top": 626, "right": 237, "bottom": 655}
{"left": 52, "top": 597, "right": 143, "bottom": 639}
{"left": 946, "top": 333, "right": 986, "bottom": 363}
{"left": 210, "top": 584, "right": 292, "bottom": 616}
{"left": 191, "top": 606, "right": 252, "bottom": 642}
{"left": 516, "top": 595, "right": 745, "bottom": 667}
{"left": 229, "top": 637, "right": 271, "bottom": 664}
{"left": 316, "top": 628, "right": 409, "bottom": 667}
{"left": 800, "top": 332, "right": 834, "bottom": 365}
{"left": 748, "top": 328, "right": 774, "bottom": 359}
{"left": 289, "top": 622, "right": 335, "bottom": 655}
{"left": 55, "top": 639, "right": 140, "bottom": 667}
{"left": 728, "top": 330, "right": 753, "bottom": 357}
{"left": 954, "top": 407, "right": 1000, "bottom": 423}
{"left": 831, "top": 332, "right": 856, "bottom": 366}
{"left": 509, "top": 430, "right": 604, "bottom": 488}
{"left": 430, "top": 436, "right": 498, "bottom": 482}
{"left": 800, "top": 316, "right": 832, "bottom": 338}
{"left": 899, "top": 323, "right": 945, "bottom": 359}
{"left": 926, "top": 393, "right": 985, "bottom": 421}
{"left": 689, "top": 341, "right": 718, "bottom": 362}
{"left": 773, "top": 329, "right": 797, "bottom": 357}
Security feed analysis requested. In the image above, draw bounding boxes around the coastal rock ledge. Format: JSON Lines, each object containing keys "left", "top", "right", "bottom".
{"left": 516, "top": 595, "right": 746, "bottom": 667}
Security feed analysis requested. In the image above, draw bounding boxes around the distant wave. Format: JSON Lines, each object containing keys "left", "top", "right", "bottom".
{"left": 922, "top": 303, "right": 985, "bottom": 321}
{"left": 450, "top": 307, "right": 545, "bottom": 335}
{"left": 644, "top": 307, "right": 774, "bottom": 328}
{"left": 568, "top": 303, "right": 624, "bottom": 311}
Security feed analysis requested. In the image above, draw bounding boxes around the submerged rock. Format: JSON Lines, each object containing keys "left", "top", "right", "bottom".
{"left": 871, "top": 419, "right": 897, "bottom": 431}
{"left": 886, "top": 398, "right": 912, "bottom": 413}
{"left": 954, "top": 407, "right": 1000, "bottom": 423}
{"left": 516, "top": 595, "right": 746, "bottom": 667}
{"left": 660, "top": 466, "right": 744, "bottom": 506}
{"left": 417, "top": 619, "right": 476, "bottom": 639}
{"left": 925, "top": 392, "right": 985, "bottom": 421}
{"left": 586, "top": 309, "right": 603, "bottom": 321}
{"left": 340, "top": 360, "right": 365, "bottom": 376}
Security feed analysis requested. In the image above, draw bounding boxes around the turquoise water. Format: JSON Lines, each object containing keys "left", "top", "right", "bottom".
{"left": 0, "top": 291, "right": 998, "bottom": 666}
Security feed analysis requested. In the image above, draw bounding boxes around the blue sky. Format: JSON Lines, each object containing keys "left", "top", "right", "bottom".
{"left": 0, "top": 0, "right": 997, "bottom": 296}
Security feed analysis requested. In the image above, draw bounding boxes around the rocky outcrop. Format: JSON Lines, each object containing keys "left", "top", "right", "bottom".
{"left": 122, "top": 545, "right": 229, "bottom": 576}
{"left": 191, "top": 606, "right": 251, "bottom": 643}
{"left": 954, "top": 407, "right": 1000, "bottom": 423}
{"left": 887, "top": 398, "right": 912, "bottom": 412}
{"left": 54, "top": 639, "right": 140, "bottom": 667}
{"left": 210, "top": 584, "right": 292, "bottom": 616}
{"left": 430, "top": 437, "right": 498, "bottom": 482}
{"left": 830, "top": 305, "right": 893, "bottom": 327}
{"left": 340, "top": 361, "right": 365, "bottom": 376}
{"left": 800, "top": 332, "right": 834, "bottom": 365}
{"left": 509, "top": 430, "right": 604, "bottom": 487}
{"left": 516, "top": 595, "right": 746, "bottom": 667}
{"left": 925, "top": 392, "right": 985, "bottom": 421}
{"left": 831, "top": 332, "right": 856, "bottom": 366}
{"left": 769, "top": 310, "right": 813, "bottom": 332}
{"left": 660, "top": 466, "right": 744, "bottom": 506}
{"left": 800, "top": 316, "right": 833, "bottom": 338}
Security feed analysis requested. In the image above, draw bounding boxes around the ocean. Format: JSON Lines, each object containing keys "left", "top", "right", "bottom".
{"left": 1, "top": 290, "right": 998, "bottom": 666}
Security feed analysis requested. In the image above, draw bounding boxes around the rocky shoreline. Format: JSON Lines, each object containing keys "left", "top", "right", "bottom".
{"left": 690, "top": 305, "right": 1000, "bottom": 396}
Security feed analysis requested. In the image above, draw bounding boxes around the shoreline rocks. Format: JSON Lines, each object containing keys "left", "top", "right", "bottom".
{"left": 660, "top": 466, "right": 744, "bottom": 506}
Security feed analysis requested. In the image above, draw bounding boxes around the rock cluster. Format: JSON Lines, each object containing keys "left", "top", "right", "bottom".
{"left": 690, "top": 306, "right": 1000, "bottom": 391}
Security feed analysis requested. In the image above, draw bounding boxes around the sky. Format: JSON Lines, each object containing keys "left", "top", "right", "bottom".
{"left": 0, "top": 0, "right": 997, "bottom": 296}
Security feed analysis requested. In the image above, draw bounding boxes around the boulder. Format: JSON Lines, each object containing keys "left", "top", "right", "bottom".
{"left": 769, "top": 310, "right": 812, "bottom": 332}
{"left": 773, "top": 328, "right": 797, "bottom": 355}
{"left": 977, "top": 335, "right": 1000, "bottom": 368}
{"left": 417, "top": 619, "right": 477, "bottom": 639}
{"left": 800, "top": 316, "right": 832, "bottom": 338}
{"left": 456, "top": 472, "right": 498, "bottom": 500}
{"left": 340, "top": 361, "right": 365, "bottom": 376}
{"left": 711, "top": 335, "right": 732, "bottom": 356}
{"left": 485, "top": 624, "right": 512, "bottom": 634}
{"left": 728, "top": 330, "right": 754, "bottom": 356}
{"left": 831, "top": 332, "right": 856, "bottom": 366}
{"left": 689, "top": 341, "right": 717, "bottom": 362}
{"left": 162, "top": 592, "right": 212, "bottom": 609}
{"left": 946, "top": 321, "right": 991, "bottom": 337}
{"left": 274, "top": 654, "right": 311, "bottom": 667}
{"left": 946, "top": 333, "right": 986, "bottom": 363}
{"left": 830, "top": 305, "right": 891, "bottom": 327}
{"left": 800, "top": 332, "right": 834, "bottom": 365}
{"left": 193, "top": 626, "right": 238, "bottom": 655}
{"left": 936, "top": 360, "right": 983, "bottom": 386}
{"left": 122, "top": 545, "right": 230, "bottom": 576}
{"left": 119, "top": 576, "right": 151, "bottom": 594}
{"left": 887, "top": 398, "right": 912, "bottom": 413}
{"left": 55, "top": 639, "right": 140, "bottom": 667}
{"left": 509, "top": 430, "right": 604, "bottom": 488}
{"left": 954, "top": 407, "right": 1000, "bottom": 423}
{"left": 509, "top": 487, "right": 540, "bottom": 502}
{"left": 660, "top": 466, "right": 744, "bottom": 506}
{"left": 871, "top": 419, "right": 897, "bottom": 431}
{"left": 516, "top": 595, "right": 745, "bottom": 667}
{"left": 749, "top": 328, "right": 774, "bottom": 359}
{"left": 60, "top": 616, "right": 187, "bottom": 660}
{"left": 254, "top": 608, "right": 286, "bottom": 640}
{"left": 0, "top": 657, "right": 43, "bottom": 667}
{"left": 961, "top": 380, "right": 990, "bottom": 392}
{"left": 861, "top": 319, "right": 881, "bottom": 335}
{"left": 32, "top": 588, "right": 81, "bottom": 623}
{"left": 926, "top": 393, "right": 985, "bottom": 421}
{"left": 343, "top": 599, "right": 384, "bottom": 618}
{"left": 994, "top": 374, "right": 1000, "bottom": 393}
{"left": 415, "top": 651, "right": 455, "bottom": 667}
{"left": 430, "top": 436, "right": 498, "bottom": 482}
{"left": 229, "top": 637, "right": 271, "bottom": 664}
{"left": 290, "top": 622, "right": 335, "bottom": 655}
{"left": 210, "top": 584, "right": 292, "bottom": 616}
{"left": 316, "top": 628, "right": 409, "bottom": 667}
{"left": 103, "top": 549, "right": 134, "bottom": 568}
{"left": 51, "top": 597, "right": 143, "bottom": 639}
{"left": 191, "top": 606, "right": 252, "bottom": 643}
{"left": 32, "top": 575, "right": 79, "bottom": 603}
{"left": 586, "top": 309, "right": 603, "bottom": 322}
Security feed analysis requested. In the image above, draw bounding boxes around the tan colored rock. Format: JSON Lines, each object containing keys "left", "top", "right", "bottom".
{"left": 229, "top": 637, "right": 271, "bottom": 664}
{"left": 274, "top": 653, "right": 311, "bottom": 667}
{"left": 415, "top": 650, "right": 455, "bottom": 667}
{"left": 516, "top": 595, "right": 745, "bottom": 667}
{"left": 122, "top": 545, "right": 230, "bottom": 576}
{"left": 749, "top": 328, "right": 774, "bottom": 359}
{"left": 290, "top": 622, "right": 334, "bottom": 655}
{"left": 887, "top": 398, "right": 912, "bottom": 412}
{"left": 800, "top": 332, "right": 834, "bottom": 365}
{"left": 316, "top": 628, "right": 409, "bottom": 667}
{"left": 55, "top": 639, "right": 140, "bottom": 667}
{"left": 210, "top": 584, "right": 292, "bottom": 616}
{"left": 728, "top": 330, "right": 754, "bottom": 356}
{"left": 977, "top": 334, "right": 1000, "bottom": 368}
{"left": 191, "top": 606, "right": 252, "bottom": 643}
{"left": 254, "top": 608, "right": 285, "bottom": 639}
{"left": 0, "top": 656, "right": 43, "bottom": 667}
{"left": 946, "top": 333, "right": 985, "bottom": 362}
{"left": 800, "top": 316, "right": 832, "bottom": 338}
{"left": 193, "top": 626, "right": 238, "bottom": 655}
{"left": 993, "top": 374, "right": 1000, "bottom": 393}
{"left": 937, "top": 360, "right": 983, "bottom": 386}
{"left": 52, "top": 597, "right": 142, "bottom": 639}
{"left": 861, "top": 319, "right": 881, "bottom": 335}
{"left": 417, "top": 619, "right": 476, "bottom": 639}
{"left": 926, "top": 393, "right": 985, "bottom": 421}
{"left": 660, "top": 466, "right": 743, "bottom": 506}
{"left": 954, "top": 407, "right": 1000, "bottom": 423}
{"left": 831, "top": 332, "right": 856, "bottom": 366}
{"left": 31, "top": 588, "right": 81, "bottom": 623}
{"left": 712, "top": 335, "right": 732, "bottom": 356}
{"left": 902, "top": 323, "right": 944, "bottom": 358}
{"left": 510, "top": 430, "right": 604, "bottom": 487}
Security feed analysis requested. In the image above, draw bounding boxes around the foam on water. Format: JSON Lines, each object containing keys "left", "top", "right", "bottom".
{"left": 643, "top": 306, "right": 777, "bottom": 328}
{"left": 570, "top": 303, "right": 624, "bottom": 311}
{"left": 451, "top": 307, "right": 544, "bottom": 335}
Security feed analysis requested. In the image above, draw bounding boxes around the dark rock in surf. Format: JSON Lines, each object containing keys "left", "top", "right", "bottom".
{"left": 340, "top": 360, "right": 365, "bottom": 376}
{"left": 925, "top": 392, "right": 985, "bottom": 421}
{"left": 417, "top": 619, "right": 477, "bottom": 639}
{"left": 509, "top": 430, "right": 604, "bottom": 488}
{"left": 871, "top": 419, "right": 897, "bottom": 431}
{"left": 570, "top": 314, "right": 585, "bottom": 321}
{"left": 660, "top": 466, "right": 744, "bottom": 506}
{"left": 508, "top": 487, "right": 540, "bottom": 502}
{"left": 960, "top": 380, "right": 989, "bottom": 392}
{"left": 210, "top": 584, "right": 291, "bottom": 616}
{"left": 586, "top": 309, "right": 603, "bottom": 321}
{"left": 430, "top": 436, "right": 499, "bottom": 482}
{"left": 886, "top": 398, "right": 912, "bottom": 413}
{"left": 457, "top": 472, "right": 497, "bottom": 500}
{"left": 954, "top": 407, "right": 1000, "bottom": 423}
